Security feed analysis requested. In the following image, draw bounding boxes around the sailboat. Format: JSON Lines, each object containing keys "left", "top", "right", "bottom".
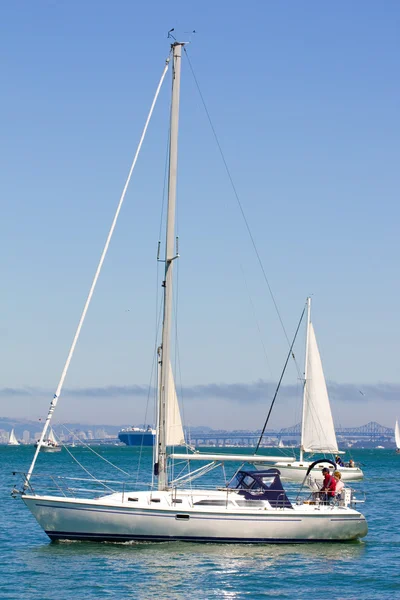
{"left": 34, "top": 428, "right": 61, "bottom": 452}
{"left": 395, "top": 420, "right": 400, "bottom": 454}
{"left": 8, "top": 429, "right": 19, "bottom": 446}
{"left": 256, "top": 298, "right": 363, "bottom": 482}
{"left": 18, "top": 41, "right": 367, "bottom": 543}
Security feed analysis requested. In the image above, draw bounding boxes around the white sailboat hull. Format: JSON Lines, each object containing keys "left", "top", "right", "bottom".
{"left": 22, "top": 491, "right": 367, "bottom": 543}
{"left": 256, "top": 461, "right": 363, "bottom": 482}
{"left": 34, "top": 441, "right": 61, "bottom": 452}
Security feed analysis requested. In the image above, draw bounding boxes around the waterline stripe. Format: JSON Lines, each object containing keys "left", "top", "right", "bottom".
{"left": 46, "top": 531, "right": 352, "bottom": 544}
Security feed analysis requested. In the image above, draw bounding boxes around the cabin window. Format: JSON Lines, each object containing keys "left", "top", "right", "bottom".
{"left": 194, "top": 499, "right": 233, "bottom": 506}
{"left": 228, "top": 474, "right": 242, "bottom": 489}
{"left": 235, "top": 499, "right": 266, "bottom": 507}
{"left": 261, "top": 477, "right": 275, "bottom": 486}
{"left": 243, "top": 475, "right": 255, "bottom": 488}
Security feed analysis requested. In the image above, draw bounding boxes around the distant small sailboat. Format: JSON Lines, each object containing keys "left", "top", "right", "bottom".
{"left": 34, "top": 427, "right": 61, "bottom": 452}
{"left": 395, "top": 420, "right": 400, "bottom": 454}
{"left": 8, "top": 429, "right": 19, "bottom": 446}
{"left": 256, "top": 298, "right": 363, "bottom": 482}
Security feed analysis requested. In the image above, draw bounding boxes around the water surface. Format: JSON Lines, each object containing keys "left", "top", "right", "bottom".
{"left": 1, "top": 446, "right": 398, "bottom": 599}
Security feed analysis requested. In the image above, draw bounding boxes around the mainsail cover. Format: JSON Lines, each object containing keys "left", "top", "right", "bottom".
{"left": 165, "top": 362, "right": 185, "bottom": 446}
{"left": 395, "top": 420, "right": 400, "bottom": 450}
{"left": 302, "top": 323, "right": 338, "bottom": 453}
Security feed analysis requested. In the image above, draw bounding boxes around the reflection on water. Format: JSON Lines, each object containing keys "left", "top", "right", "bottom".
{"left": 33, "top": 537, "right": 367, "bottom": 563}
{"left": 20, "top": 539, "right": 367, "bottom": 600}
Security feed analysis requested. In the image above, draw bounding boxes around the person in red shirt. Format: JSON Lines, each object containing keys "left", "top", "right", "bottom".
{"left": 319, "top": 467, "right": 336, "bottom": 504}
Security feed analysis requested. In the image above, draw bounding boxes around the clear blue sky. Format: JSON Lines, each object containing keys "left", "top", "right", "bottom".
{"left": 1, "top": 1, "right": 399, "bottom": 429}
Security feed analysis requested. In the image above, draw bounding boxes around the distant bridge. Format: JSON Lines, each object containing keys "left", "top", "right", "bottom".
{"left": 189, "top": 421, "right": 394, "bottom": 446}
{"left": 280, "top": 421, "right": 393, "bottom": 438}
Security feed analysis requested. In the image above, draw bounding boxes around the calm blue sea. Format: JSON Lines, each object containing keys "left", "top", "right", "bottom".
{"left": 1, "top": 446, "right": 399, "bottom": 600}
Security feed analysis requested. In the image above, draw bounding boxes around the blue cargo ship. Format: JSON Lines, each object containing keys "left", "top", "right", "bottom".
{"left": 118, "top": 427, "right": 156, "bottom": 446}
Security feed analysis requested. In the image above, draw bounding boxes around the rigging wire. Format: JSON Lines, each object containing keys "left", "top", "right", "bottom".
{"left": 55, "top": 444, "right": 116, "bottom": 493}
{"left": 25, "top": 54, "right": 172, "bottom": 485}
{"left": 172, "top": 292, "right": 195, "bottom": 490}
{"left": 183, "top": 48, "right": 298, "bottom": 359}
{"left": 58, "top": 423, "right": 132, "bottom": 478}
{"left": 254, "top": 304, "right": 306, "bottom": 453}
{"left": 239, "top": 263, "right": 274, "bottom": 380}
{"left": 148, "top": 124, "right": 173, "bottom": 487}
{"left": 182, "top": 50, "right": 317, "bottom": 442}
{"left": 138, "top": 298, "right": 164, "bottom": 487}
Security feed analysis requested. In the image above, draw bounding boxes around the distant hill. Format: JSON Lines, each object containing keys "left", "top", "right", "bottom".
{"left": 0, "top": 418, "right": 214, "bottom": 438}
{"left": 0, "top": 418, "right": 127, "bottom": 437}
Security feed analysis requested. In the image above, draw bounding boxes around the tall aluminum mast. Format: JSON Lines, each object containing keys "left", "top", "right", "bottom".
{"left": 156, "top": 42, "right": 184, "bottom": 490}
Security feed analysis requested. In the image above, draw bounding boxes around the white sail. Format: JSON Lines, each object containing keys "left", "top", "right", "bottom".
{"left": 395, "top": 420, "right": 400, "bottom": 450}
{"left": 165, "top": 362, "right": 185, "bottom": 446}
{"left": 302, "top": 322, "right": 338, "bottom": 453}
{"left": 8, "top": 429, "right": 19, "bottom": 446}
{"left": 48, "top": 428, "right": 57, "bottom": 444}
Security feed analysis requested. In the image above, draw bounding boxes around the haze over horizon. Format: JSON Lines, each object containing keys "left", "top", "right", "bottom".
{"left": 0, "top": 379, "right": 398, "bottom": 430}
{"left": 1, "top": 2, "right": 399, "bottom": 430}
